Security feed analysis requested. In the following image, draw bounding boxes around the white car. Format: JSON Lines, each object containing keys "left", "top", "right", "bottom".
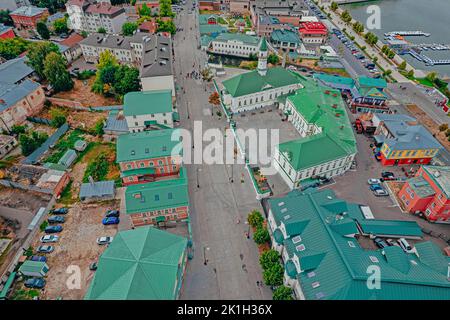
{"left": 367, "top": 178, "right": 382, "bottom": 185}
{"left": 40, "top": 235, "right": 59, "bottom": 243}
{"left": 397, "top": 238, "right": 414, "bottom": 253}
{"left": 96, "top": 236, "right": 114, "bottom": 245}
{"left": 373, "top": 188, "right": 389, "bottom": 197}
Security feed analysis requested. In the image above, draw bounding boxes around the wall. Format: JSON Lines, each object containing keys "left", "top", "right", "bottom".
{"left": 129, "top": 205, "right": 189, "bottom": 227}
{"left": 141, "top": 75, "right": 176, "bottom": 97}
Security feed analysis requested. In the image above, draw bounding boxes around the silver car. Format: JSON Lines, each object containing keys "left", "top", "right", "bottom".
{"left": 96, "top": 236, "right": 114, "bottom": 245}
{"left": 40, "top": 235, "right": 59, "bottom": 243}
{"left": 37, "top": 245, "right": 54, "bottom": 253}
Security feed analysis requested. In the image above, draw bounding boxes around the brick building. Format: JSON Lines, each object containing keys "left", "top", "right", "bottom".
{"left": 298, "top": 22, "right": 328, "bottom": 44}
{"left": 10, "top": 6, "right": 48, "bottom": 30}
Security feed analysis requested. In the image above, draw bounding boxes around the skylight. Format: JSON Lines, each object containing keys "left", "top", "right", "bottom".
{"left": 292, "top": 235, "right": 302, "bottom": 244}
{"left": 296, "top": 244, "right": 306, "bottom": 252}
{"left": 312, "top": 281, "right": 320, "bottom": 289}
{"left": 348, "top": 241, "right": 355, "bottom": 248}
{"left": 369, "top": 256, "right": 379, "bottom": 263}
{"left": 281, "top": 208, "right": 288, "bottom": 213}
{"left": 278, "top": 201, "right": 285, "bottom": 206}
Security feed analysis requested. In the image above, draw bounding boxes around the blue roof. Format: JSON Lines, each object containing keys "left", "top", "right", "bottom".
{"left": 0, "top": 79, "right": 40, "bottom": 112}
{"left": 104, "top": 110, "right": 128, "bottom": 132}
{"left": 47, "top": 12, "right": 65, "bottom": 24}
{"left": 0, "top": 57, "right": 34, "bottom": 84}
{"left": 0, "top": 23, "right": 13, "bottom": 34}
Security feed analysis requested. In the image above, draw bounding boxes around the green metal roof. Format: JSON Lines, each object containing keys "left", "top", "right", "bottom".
{"left": 273, "top": 228, "right": 284, "bottom": 245}
{"left": 259, "top": 37, "right": 267, "bottom": 51}
{"left": 358, "top": 219, "right": 423, "bottom": 238}
{"left": 116, "top": 129, "right": 182, "bottom": 163}
{"left": 357, "top": 76, "right": 387, "bottom": 89}
{"left": 125, "top": 168, "right": 188, "bottom": 214}
{"left": 123, "top": 90, "right": 173, "bottom": 117}
{"left": 213, "top": 32, "right": 260, "bottom": 45}
{"left": 285, "top": 260, "right": 297, "bottom": 279}
{"left": 222, "top": 67, "right": 300, "bottom": 98}
{"left": 0, "top": 272, "right": 16, "bottom": 299}
{"left": 85, "top": 226, "right": 187, "bottom": 300}
{"left": 415, "top": 241, "right": 450, "bottom": 275}
{"left": 268, "top": 189, "right": 450, "bottom": 300}
{"left": 278, "top": 86, "right": 357, "bottom": 171}
{"left": 314, "top": 73, "right": 355, "bottom": 87}
{"left": 199, "top": 24, "right": 226, "bottom": 35}
{"left": 270, "top": 29, "right": 301, "bottom": 45}
{"left": 18, "top": 260, "right": 47, "bottom": 274}
{"left": 199, "top": 14, "right": 219, "bottom": 25}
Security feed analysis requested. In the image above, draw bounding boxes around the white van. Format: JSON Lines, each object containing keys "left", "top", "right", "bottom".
{"left": 397, "top": 238, "right": 414, "bottom": 253}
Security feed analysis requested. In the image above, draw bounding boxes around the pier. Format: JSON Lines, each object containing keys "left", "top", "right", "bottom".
{"left": 384, "top": 31, "right": 431, "bottom": 37}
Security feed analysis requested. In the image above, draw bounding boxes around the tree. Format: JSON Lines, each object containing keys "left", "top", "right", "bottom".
{"left": 81, "top": 31, "right": 88, "bottom": 38}
{"left": 273, "top": 286, "right": 293, "bottom": 300}
{"left": 26, "top": 41, "right": 59, "bottom": 78}
{"left": 253, "top": 226, "right": 270, "bottom": 245}
{"left": 10, "top": 125, "right": 27, "bottom": 135}
{"left": 157, "top": 18, "right": 176, "bottom": 34}
{"left": 259, "top": 249, "right": 280, "bottom": 270}
{"left": 439, "top": 124, "right": 448, "bottom": 132}
{"left": 262, "top": 262, "right": 284, "bottom": 287}
{"left": 398, "top": 61, "right": 406, "bottom": 71}
{"left": 138, "top": 3, "right": 151, "bottom": 17}
{"left": 36, "top": 21, "right": 50, "bottom": 40}
{"left": 267, "top": 53, "right": 279, "bottom": 65}
{"left": 30, "top": 0, "right": 67, "bottom": 14}
{"left": 0, "top": 10, "right": 14, "bottom": 26}
{"left": 122, "top": 22, "right": 137, "bottom": 36}
{"left": 247, "top": 210, "right": 263, "bottom": 228}
{"left": 49, "top": 107, "right": 67, "bottom": 128}
{"left": 426, "top": 72, "right": 437, "bottom": 83}
{"left": 330, "top": 2, "right": 338, "bottom": 11}
{"left": 0, "top": 37, "right": 30, "bottom": 60}
{"left": 53, "top": 16, "right": 68, "bottom": 34}
{"left": 113, "top": 65, "right": 141, "bottom": 95}
{"left": 97, "top": 27, "right": 107, "bottom": 34}
{"left": 159, "top": 0, "right": 174, "bottom": 17}
{"left": 43, "top": 51, "right": 73, "bottom": 92}
{"left": 208, "top": 92, "right": 221, "bottom": 107}
{"left": 19, "top": 131, "right": 48, "bottom": 156}
{"left": 406, "top": 69, "right": 414, "bottom": 78}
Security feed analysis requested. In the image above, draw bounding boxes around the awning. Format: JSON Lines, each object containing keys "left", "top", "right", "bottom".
{"left": 285, "top": 260, "right": 297, "bottom": 279}
{"left": 273, "top": 228, "right": 284, "bottom": 245}
{"left": 156, "top": 216, "right": 166, "bottom": 223}
{"left": 144, "top": 120, "right": 158, "bottom": 126}
{"left": 120, "top": 167, "right": 156, "bottom": 178}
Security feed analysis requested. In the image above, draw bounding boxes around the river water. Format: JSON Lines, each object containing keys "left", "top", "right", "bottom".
{"left": 342, "top": 0, "right": 450, "bottom": 77}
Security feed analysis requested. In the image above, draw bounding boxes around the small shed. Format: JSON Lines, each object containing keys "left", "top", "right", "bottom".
{"left": 74, "top": 140, "right": 87, "bottom": 152}
{"left": 58, "top": 149, "right": 77, "bottom": 168}
{"left": 18, "top": 261, "right": 49, "bottom": 278}
{"left": 79, "top": 180, "right": 115, "bottom": 202}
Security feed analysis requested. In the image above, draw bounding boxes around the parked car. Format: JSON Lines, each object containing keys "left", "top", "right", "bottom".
{"left": 373, "top": 188, "right": 389, "bottom": 197}
{"left": 89, "top": 262, "right": 98, "bottom": 271}
{"left": 105, "top": 210, "right": 120, "bottom": 218}
{"left": 30, "top": 255, "right": 47, "bottom": 262}
{"left": 102, "top": 217, "right": 120, "bottom": 225}
{"left": 386, "top": 239, "right": 399, "bottom": 247}
{"left": 368, "top": 178, "right": 382, "bottom": 185}
{"left": 374, "top": 237, "right": 389, "bottom": 249}
{"left": 397, "top": 238, "right": 414, "bottom": 253}
{"left": 37, "top": 245, "right": 54, "bottom": 253}
{"left": 24, "top": 278, "right": 46, "bottom": 289}
{"left": 44, "top": 225, "right": 63, "bottom": 234}
{"left": 47, "top": 215, "right": 65, "bottom": 224}
{"left": 369, "top": 184, "right": 382, "bottom": 191}
{"left": 381, "top": 171, "right": 395, "bottom": 178}
{"left": 96, "top": 236, "right": 114, "bottom": 245}
{"left": 51, "top": 208, "right": 68, "bottom": 215}
{"left": 40, "top": 235, "right": 59, "bottom": 243}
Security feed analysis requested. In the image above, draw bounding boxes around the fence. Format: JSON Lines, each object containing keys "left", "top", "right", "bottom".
{"left": 22, "top": 123, "right": 69, "bottom": 165}
{"left": 26, "top": 116, "right": 52, "bottom": 126}
{"left": 46, "top": 97, "right": 123, "bottom": 111}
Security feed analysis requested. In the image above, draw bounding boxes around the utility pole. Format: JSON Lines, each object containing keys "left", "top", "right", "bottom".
{"left": 196, "top": 166, "right": 200, "bottom": 188}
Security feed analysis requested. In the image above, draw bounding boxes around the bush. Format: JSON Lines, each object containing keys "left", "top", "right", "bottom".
{"left": 83, "top": 153, "right": 109, "bottom": 182}
{"left": 247, "top": 210, "right": 264, "bottom": 228}
{"left": 10, "top": 125, "right": 26, "bottom": 135}
{"left": 439, "top": 124, "right": 448, "bottom": 132}
{"left": 253, "top": 226, "right": 270, "bottom": 245}
{"left": 259, "top": 249, "right": 280, "bottom": 270}
{"left": 263, "top": 262, "right": 284, "bottom": 286}
{"left": 273, "top": 285, "right": 293, "bottom": 300}
{"left": 39, "top": 221, "right": 48, "bottom": 231}
{"left": 19, "top": 131, "right": 48, "bottom": 156}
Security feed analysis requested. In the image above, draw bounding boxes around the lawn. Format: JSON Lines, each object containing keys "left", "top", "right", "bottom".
{"left": 81, "top": 142, "right": 119, "bottom": 183}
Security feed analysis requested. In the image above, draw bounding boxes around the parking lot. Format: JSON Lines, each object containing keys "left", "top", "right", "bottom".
{"left": 29, "top": 201, "right": 120, "bottom": 300}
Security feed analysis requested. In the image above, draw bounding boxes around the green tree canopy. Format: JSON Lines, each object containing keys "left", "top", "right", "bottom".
{"left": 26, "top": 41, "right": 59, "bottom": 78}
{"left": 247, "top": 210, "right": 264, "bottom": 228}
{"left": 272, "top": 286, "right": 293, "bottom": 300}
{"left": 159, "top": 0, "right": 174, "bottom": 17}
{"left": 262, "top": 262, "right": 284, "bottom": 287}
{"left": 259, "top": 249, "right": 280, "bottom": 270}
{"left": 330, "top": 2, "right": 338, "bottom": 11}
{"left": 36, "top": 21, "right": 50, "bottom": 40}
{"left": 43, "top": 51, "right": 73, "bottom": 92}
{"left": 138, "top": 3, "right": 152, "bottom": 17}
{"left": 97, "top": 27, "right": 107, "bottom": 34}
{"left": 157, "top": 19, "right": 176, "bottom": 34}
{"left": 53, "top": 16, "right": 68, "bottom": 34}
{"left": 0, "top": 37, "right": 30, "bottom": 60}
{"left": 122, "top": 22, "right": 138, "bottom": 36}
{"left": 19, "top": 131, "right": 48, "bottom": 156}
{"left": 253, "top": 226, "right": 270, "bottom": 245}
{"left": 0, "top": 9, "right": 14, "bottom": 26}
{"left": 267, "top": 53, "right": 279, "bottom": 65}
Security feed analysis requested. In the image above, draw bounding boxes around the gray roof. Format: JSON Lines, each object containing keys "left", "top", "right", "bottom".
{"left": 408, "top": 176, "right": 435, "bottom": 198}
{"left": 422, "top": 166, "right": 450, "bottom": 197}
{"left": 383, "top": 120, "right": 443, "bottom": 151}
{"left": 80, "top": 180, "right": 115, "bottom": 198}
{"left": 80, "top": 32, "right": 148, "bottom": 50}
{"left": 11, "top": 6, "right": 47, "bottom": 17}
{"left": 374, "top": 113, "right": 417, "bottom": 124}
{"left": 140, "top": 34, "right": 173, "bottom": 78}
{"left": 0, "top": 79, "right": 40, "bottom": 112}
{"left": 0, "top": 23, "right": 13, "bottom": 34}
{"left": 47, "top": 12, "right": 66, "bottom": 24}
{"left": 0, "top": 57, "right": 34, "bottom": 84}
{"left": 104, "top": 110, "right": 128, "bottom": 132}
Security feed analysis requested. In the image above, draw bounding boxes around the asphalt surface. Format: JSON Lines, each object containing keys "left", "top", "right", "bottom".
{"left": 173, "top": 2, "right": 272, "bottom": 299}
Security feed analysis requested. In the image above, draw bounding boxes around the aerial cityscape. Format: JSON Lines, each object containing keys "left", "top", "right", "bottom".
{"left": 0, "top": 0, "right": 449, "bottom": 303}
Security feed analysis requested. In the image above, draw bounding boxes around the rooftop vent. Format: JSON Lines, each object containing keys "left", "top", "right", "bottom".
{"left": 369, "top": 256, "right": 379, "bottom": 263}
{"left": 434, "top": 170, "right": 441, "bottom": 178}
{"left": 312, "top": 281, "right": 320, "bottom": 289}
{"left": 283, "top": 214, "right": 291, "bottom": 220}
{"left": 278, "top": 201, "right": 285, "bottom": 206}
{"left": 281, "top": 207, "right": 288, "bottom": 213}
{"left": 292, "top": 235, "right": 302, "bottom": 244}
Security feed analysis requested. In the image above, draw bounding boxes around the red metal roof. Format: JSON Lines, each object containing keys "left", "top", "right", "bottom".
{"left": 299, "top": 22, "right": 328, "bottom": 35}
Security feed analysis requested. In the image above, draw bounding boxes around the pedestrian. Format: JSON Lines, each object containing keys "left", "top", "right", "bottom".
{"left": 256, "top": 281, "right": 260, "bottom": 286}
{"left": 236, "top": 218, "right": 240, "bottom": 224}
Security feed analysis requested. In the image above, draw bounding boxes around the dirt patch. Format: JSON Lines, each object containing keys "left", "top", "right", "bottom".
{"left": 385, "top": 181, "right": 407, "bottom": 211}
{"left": 405, "top": 104, "right": 450, "bottom": 152}
{"left": 30, "top": 201, "right": 120, "bottom": 300}
{"left": 37, "top": 106, "right": 107, "bottom": 130}
{"left": 0, "top": 187, "right": 50, "bottom": 212}
{"left": 52, "top": 79, "right": 118, "bottom": 107}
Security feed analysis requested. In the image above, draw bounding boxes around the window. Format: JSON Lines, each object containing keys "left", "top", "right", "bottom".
{"left": 168, "top": 192, "right": 173, "bottom": 199}
{"left": 155, "top": 195, "right": 160, "bottom": 201}
{"left": 292, "top": 235, "right": 302, "bottom": 244}
{"left": 312, "top": 282, "right": 320, "bottom": 289}
{"left": 296, "top": 244, "right": 305, "bottom": 252}
{"left": 369, "top": 256, "right": 379, "bottom": 263}
{"left": 140, "top": 162, "right": 145, "bottom": 167}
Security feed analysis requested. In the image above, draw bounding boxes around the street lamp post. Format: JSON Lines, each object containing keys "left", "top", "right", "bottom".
{"left": 197, "top": 167, "right": 200, "bottom": 188}
{"left": 230, "top": 164, "right": 234, "bottom": 183}
{"left": 203, "top": 246, "right": 209, "bottom": 265}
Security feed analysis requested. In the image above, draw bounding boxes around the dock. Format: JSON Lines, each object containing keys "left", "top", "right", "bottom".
{"left": 384, "top": 31, "right": 431, "bottom": 37}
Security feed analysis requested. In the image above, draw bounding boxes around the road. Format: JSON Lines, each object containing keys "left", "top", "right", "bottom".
{"left": 329, "top": 34, "right": 371, "bottom": 78}
{"left": 173, "top": 2, "right": 272, "bottom": 299}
